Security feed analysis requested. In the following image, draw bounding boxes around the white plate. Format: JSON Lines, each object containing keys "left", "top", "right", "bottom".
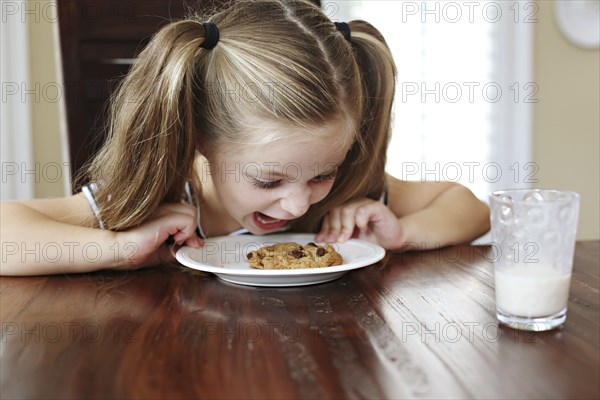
{"left": 175, "top": 233, "right": 385, "bottom": 287}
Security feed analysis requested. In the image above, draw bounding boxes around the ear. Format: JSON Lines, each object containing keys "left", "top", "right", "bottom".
{"left": 196, "top": 140, "right": 218, "bottom": 163}
{"left": 195, "top": 135, "right": 208, "bottom": 155}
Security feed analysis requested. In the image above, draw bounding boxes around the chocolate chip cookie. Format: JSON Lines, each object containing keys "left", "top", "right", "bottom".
{"left": 247, "top": 242, "right": 343, "bottom": 270}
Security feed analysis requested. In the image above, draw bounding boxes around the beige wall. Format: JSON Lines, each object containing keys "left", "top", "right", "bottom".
{"left": 28, "top": 1, "right": 599, "bottom": 239}
{"left": 28, "top": 0, "right": 68, "bottom": 198}
{"left": 533, "top": 1, "right": 600, "bottom": 240}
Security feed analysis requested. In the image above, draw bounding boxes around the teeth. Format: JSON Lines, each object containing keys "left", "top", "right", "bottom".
{"left": 257, "top": 213, "right": 281, "bottom": 225}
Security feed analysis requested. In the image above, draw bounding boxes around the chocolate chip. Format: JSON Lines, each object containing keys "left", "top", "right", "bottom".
{"left": 289, "top": 249, "right": 306, "bottom": 259}
{"left": 307, "top": 242, "right": 317, "bottom": 247}
{"left": 247, "top": 252, "right": 253, "bottom": 259}
{"left": 316, "top": 247, "right": 326, "bottom": 257}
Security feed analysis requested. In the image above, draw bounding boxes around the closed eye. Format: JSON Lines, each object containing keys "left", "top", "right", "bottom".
{"left": 251, "top": 170, "right": 337, "bottom": 190}
{"left": 251, "top": 179, "right": 282, "bottom": 190}
{"left": 312, "top": 170, "right": 337, "bottom": 183}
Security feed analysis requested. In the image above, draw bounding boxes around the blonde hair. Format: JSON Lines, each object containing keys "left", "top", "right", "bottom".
{"left": 83, "top": 0, "right": 396, "bottom": 232}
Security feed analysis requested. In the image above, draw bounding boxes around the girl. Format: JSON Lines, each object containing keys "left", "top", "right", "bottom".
{"left": 0, "top": 0, "right": 489, "bottom": 276}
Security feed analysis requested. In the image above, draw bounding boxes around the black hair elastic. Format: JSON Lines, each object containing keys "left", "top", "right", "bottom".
{"left": 334, "top": 22, "right": 351, "bottom": 42}
{"left": 201, "top": 22, "right": 220, "bottom": 49}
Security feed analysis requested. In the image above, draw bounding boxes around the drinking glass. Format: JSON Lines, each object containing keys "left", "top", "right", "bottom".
{"left": 489, "top": 189, "right": 580, "bottom": 331}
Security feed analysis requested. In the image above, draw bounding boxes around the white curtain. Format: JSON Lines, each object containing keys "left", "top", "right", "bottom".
{"left": 1, "top": 1, "right": 34, "bottom": 200}
{"left": 330, "top": 0, "right": 534, "bottom": 200}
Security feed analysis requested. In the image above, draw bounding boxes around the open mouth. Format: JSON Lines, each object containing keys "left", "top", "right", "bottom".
{"left": 253, "top": 212, "right": 289, "bottom": 231}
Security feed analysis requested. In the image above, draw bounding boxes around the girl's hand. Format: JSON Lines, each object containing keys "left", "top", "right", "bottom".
{"left": 118, "top": 203, "right": 203, "bottom": 269}
{"left": 315, "top": 198, "right": 405, "bottom": 250}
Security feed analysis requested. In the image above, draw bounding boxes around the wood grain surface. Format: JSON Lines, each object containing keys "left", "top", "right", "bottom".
{"left": 1, "top": 242, "right": 598, "bottom": 399}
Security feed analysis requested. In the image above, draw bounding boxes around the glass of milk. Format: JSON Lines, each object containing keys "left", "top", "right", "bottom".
{"left": 489, "top": 189, "right": 580, "bottom": 331}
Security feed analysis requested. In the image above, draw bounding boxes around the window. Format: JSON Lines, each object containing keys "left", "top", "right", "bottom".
{"left": 329, "top": 0, "right": 535, "bottom": 200}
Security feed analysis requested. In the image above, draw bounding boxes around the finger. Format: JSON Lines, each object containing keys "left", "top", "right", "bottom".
{"left": 315, "top": 214, "right": 331, "bottom": 242}
{"left": 338, "top": 205, "right": 360, "bottom": 242}
{"left": 170, "top": 221, "right": 199, "bottom": 244}
{"left": 148, "top": 212, "right": 199, "bottom": 246}
{"left": 325, "top": 207, "right": 343, "bottom": 242}
{"left": 154, "top": 203, "right": 200, "bottom": 244}
{"left": 354, "top": 202, "right": 384, "bottom": 231}
{"left": 183, "top": 235, "right": 204, "bottom": 248}
{"left": 153, "top": 205, "right": 198, "bottom": 245}
{"left": 337, "top": 199, "right": 375, "bottom": 241}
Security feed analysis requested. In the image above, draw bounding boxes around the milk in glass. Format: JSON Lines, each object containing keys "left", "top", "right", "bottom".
{"left": 495, "top": 264, "right": 571, "bottom": 317}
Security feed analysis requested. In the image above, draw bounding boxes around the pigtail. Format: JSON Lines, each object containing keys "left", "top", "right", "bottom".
{"left": 86, "top": 20, "right": 211, "bottom": 230}
{"left": 345, "top": 20, "right": 397, "bottom": 194}
{"left": 292, "top": 19, "right": 397, "bottom": 233}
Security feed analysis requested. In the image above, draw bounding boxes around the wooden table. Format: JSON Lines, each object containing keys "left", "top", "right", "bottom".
{"left": 1, "top": 241, "right": 598, "bottom": 399}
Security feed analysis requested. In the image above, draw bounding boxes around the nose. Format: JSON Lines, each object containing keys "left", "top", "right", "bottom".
{"left": 279, "top": 187, "right": 311, "bottom": 218}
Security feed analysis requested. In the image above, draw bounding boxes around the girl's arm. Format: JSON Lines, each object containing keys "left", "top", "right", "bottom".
{"left": 1, "top": 195, "right": 202, "bottom": 276}
{"left": 385, "top": 175, "right": 490, "bottom": 249}
{"left": 316, "top": 174, "right": 490, "bottom": 250}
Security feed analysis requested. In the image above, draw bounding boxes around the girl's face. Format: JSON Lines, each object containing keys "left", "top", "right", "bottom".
{"left": 206, "top": 119, "right": 352, "bottom": 235}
